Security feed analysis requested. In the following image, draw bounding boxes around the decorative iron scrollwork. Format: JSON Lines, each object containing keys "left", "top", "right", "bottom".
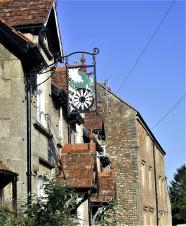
{"left": 61, "top": 48, "right": 99, "bottom": 114}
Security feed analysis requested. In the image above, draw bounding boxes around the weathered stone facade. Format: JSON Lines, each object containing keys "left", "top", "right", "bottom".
{"left": 96, "top": 83, "right": 172, "bottom": 225}
{"left": 0, "top": 43, "right": 28, "bottom": 200}
{"left": 137, "top": 118, "right": 172, "bottom": 225}
{"left": 0, "top": 0, "right": 65, "bottom": 204}
{"left": 96, "top": 84, "right": 141, "bottom": 225}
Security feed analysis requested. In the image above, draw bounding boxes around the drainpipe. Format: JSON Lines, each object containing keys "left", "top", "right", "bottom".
{"left": 12, "top": 175, "right": 17, "bottom": 214}
{"left": 153, "top": 143, "right": 159, "bottom": 226}
{"left": 26, "top": 75, "right": 32, "bottom": 206}
{"left": 38, "top": 30, "right": 53, "bottom": 61}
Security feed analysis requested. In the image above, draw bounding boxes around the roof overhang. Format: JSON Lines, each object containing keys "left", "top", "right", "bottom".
{"left": 13, "top": 2, "right": 63, "bottom": 60}
{"left": 136, "top": 113, "right": 166, "bottom": 155}
{"left": 0, "top": 19, "right": 47, "bottom": 72}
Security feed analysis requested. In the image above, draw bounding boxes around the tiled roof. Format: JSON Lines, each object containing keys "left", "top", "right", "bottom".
{"left": 90, "top": 170, "right": 116, "bottom": 203}
{"left": 84, "top": 112, "right": 103, "bottom": 131}
{"left": 0, "top": 0, "right": 54, "bottom": 27}
{"left": 52, "top": 67, "right": 67, "bottom": 93}
{"left": 60, "top": 143, "right": 96, "bottom": 189}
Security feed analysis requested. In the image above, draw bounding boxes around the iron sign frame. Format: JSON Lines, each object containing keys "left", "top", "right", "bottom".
{"left": 61, "top": 48, "right": 99, "bottom": 115}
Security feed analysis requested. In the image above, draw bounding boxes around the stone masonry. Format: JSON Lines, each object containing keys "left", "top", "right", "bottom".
{"left": 97, "top": 83, "right": 141, "bottom": 225}
{"left": 0, "top": 43, "right": 28, "bottom": 200}
{"left": 96, "top": 83, "right": 172, "bottom": 225}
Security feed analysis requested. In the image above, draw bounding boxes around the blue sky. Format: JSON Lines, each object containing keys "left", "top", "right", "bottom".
{"left": 57, "top": 0, "right": 185, "bottom": 182}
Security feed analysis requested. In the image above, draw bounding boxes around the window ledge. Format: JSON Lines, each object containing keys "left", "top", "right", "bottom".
{"left": 33, "top": 121, "right": 53, "bottom": 139}
{"left": 39, "top": 157, "right": 55, "bottom": 169}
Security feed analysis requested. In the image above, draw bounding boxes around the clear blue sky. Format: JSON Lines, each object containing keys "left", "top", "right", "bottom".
{"left": 57, "top": 0, "right": 185, "bottom": 183}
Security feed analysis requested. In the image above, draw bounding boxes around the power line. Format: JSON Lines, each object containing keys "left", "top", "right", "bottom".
{"left": 152, "top": 93, "right": 185, "bottom": 129}
{"left": 117, "top": 0, "right": 176, "bottom": 93}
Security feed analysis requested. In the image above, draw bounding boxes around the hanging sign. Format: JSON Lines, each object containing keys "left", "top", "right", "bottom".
{"left": 62, "top": 48, "right": 99, "bottom": 114}
{"left": 67, "top": 65, "right": 96, "bottom": 113}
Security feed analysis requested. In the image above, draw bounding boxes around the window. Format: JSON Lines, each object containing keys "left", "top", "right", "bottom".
{"left": 148, "top": 166, "right": 152, "bottom": 191}
{"left": 149, "top": 210, "right": 154, "bottom": 226}
{"left": 149, "top": 212, "right": 152, "bottom": 226}
{"left": 159, "top": 214, "right": 163, "bottom": 226}
{"left": 48, "top": 139, "right": 59, "bottom": 165}
{"left": 162, "top": 179, "right": 165, "bottom": 201}
{"left": 59, "top": 107, "right": 63, "bottom": 142}
{"left": 143, "top": 210, "right": 147, "bottom": 226}
{"left": 141, "top": 161, "right": 145, "bottom": 187}
{"left": 158, "top": 176, "right": 162, "bottom": 196}
{"left": 75, "top": 124, "right": 82, "bottom": 143}
{"left": 146, "top": 135, "right": 149, "bottom": 153}
{"left": 36, "top": 74, "right": 46, "bottom": 127}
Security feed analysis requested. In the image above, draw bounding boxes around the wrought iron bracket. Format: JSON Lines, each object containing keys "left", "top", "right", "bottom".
{"left": 58, "top": 47, "right": 99, "bottom": 65}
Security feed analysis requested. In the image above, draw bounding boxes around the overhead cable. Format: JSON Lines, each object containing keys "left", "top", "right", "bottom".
{"left": 152, "top": 93, "right": 185, "bottom": 129}
{"left": 117, "top": 0, "right": 176, "bottom": 92}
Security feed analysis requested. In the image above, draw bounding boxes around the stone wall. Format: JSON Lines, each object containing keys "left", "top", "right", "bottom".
{"left": 0, "top": 43, "right": 27, "bottom": 200}
{"left": 97, "top": 84, "right": 142, "bottom": 225}
{"left": 137, "top": 119, "right": 157, "bottom": 225}
{"left": 137, "top": 118, "right": 172, "bottom": 226}
{"left": 0, "top": 42, "right": 68, "bottom": 201}
{"left": 96, "top": 83, "right": 172, "bottom": 225}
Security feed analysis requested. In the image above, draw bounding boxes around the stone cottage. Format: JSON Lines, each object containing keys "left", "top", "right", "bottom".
{"left": 0, "top": 0, "right": 64, "bottom": 203}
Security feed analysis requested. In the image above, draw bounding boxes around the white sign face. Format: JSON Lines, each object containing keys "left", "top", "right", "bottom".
{"left": 67, "top": 66, "right": 96, "bottom": 113}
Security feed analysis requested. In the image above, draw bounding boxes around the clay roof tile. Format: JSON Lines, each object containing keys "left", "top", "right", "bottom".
{"left": 0, "top": 0, "right": 54, "bottom": 27}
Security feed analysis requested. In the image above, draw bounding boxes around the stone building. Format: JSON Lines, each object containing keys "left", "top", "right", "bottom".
{"left": 0, "top": 0, "right": 65, "bottom": 203}
{"left": 0, "top": 2, "right": 115, "bottom": 225}
{"left": 52, "top": 67, "right": 116, "bottom": 226}
{"left": 90, "top": 83, "right": 172, "bottom": 226}
{"left": 0, "top": 1, "right": 171, "bottom": 225}
{"left": 50, "top": 67, "right": 172, "bottom": 225}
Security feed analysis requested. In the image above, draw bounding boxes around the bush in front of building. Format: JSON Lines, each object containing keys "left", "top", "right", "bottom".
{"left": 0, "top": 176, "right": 80, "bottom": 226}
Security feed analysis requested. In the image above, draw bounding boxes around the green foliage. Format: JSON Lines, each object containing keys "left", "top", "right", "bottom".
{"left": 169, "top": 164, "right": 186, "bottom": 225}
{"left": 93, "top": 199, "right": 118, "bottom": 226}
{"left": 0, "top": 203, "right": 25, "bottom": 226}
{"left": 0, "top": 176, "right": 81, "bottom": 226}
{"left": 0, "top": 176, "right": 118, "bottom": 226}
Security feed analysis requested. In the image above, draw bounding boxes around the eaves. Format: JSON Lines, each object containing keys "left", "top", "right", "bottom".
{"left": 0, "top": 19, "right": 47, "bottom": 72}
{"left": 136, "top": 112, "right": 166, "bottom": 155}
{"left": 97, "top": 82, "right": 166, "bottom": 155}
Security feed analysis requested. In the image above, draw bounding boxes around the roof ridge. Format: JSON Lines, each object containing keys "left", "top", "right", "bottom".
{"left": 97, "top": 82, "right": 138, "bottom": 112}
{"left": 0, "top": 0, "right": 54, "bottom": 27}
